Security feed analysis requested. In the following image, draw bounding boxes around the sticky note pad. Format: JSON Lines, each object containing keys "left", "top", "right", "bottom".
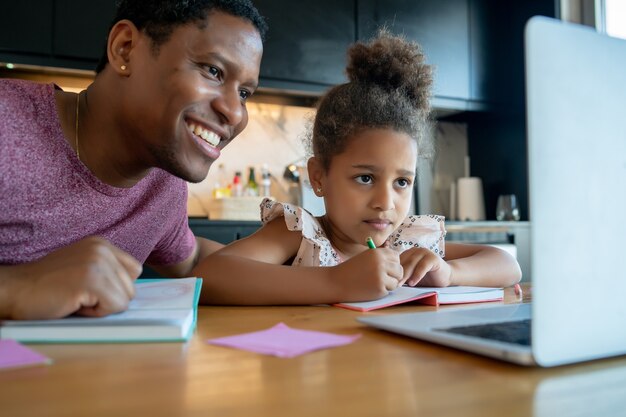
{"left": 0, "top": 339, "right": 52, "bottom": 370}
{"left": 207, "top": 322, "right": 361, "bottom": 358}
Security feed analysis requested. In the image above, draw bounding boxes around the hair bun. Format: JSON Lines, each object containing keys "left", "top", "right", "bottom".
{"left": 346, "top": 29, "right": 432, "bottom": 113}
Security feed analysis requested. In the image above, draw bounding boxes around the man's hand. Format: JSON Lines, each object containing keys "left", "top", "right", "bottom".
{"left": 2, "top": 237, "right": 142, "bottom": 320}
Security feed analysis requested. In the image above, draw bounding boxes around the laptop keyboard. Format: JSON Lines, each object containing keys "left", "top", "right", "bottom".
{"left": 437, "top": 319, "right": 532, "bottom": 346}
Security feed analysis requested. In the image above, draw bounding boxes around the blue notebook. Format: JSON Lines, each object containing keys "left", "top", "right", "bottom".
{"left": 0, "top": 278, "right": 202, "bottom": 343}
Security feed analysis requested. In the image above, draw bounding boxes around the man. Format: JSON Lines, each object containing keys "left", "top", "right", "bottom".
{"left": 0, "top": 0, "right": 266, "bottom": 319}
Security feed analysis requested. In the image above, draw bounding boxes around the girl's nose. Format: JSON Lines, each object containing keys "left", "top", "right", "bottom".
{"left": 371, "top": 184, "right": 395, "bottom": 211}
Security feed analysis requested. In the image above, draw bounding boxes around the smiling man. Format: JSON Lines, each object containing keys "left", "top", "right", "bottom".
{"left": 0, "top": 0, "right": 266, "bottom": 319}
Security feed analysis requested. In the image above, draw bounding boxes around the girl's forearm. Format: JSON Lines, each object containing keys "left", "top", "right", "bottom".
{"left": 192, "top": 255, "right": 341, "bottom": 305}
{"left": 447, "top": 247, "right": 522, "bottom": 287}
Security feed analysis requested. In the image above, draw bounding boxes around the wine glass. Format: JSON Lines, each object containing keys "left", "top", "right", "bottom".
{"left": 496, "top": 194, "right": 520, "bottom": 221}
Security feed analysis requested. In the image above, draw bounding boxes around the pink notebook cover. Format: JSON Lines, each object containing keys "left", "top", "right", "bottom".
{"left": 334, "top": 286, "right": 504, "bottom": 312}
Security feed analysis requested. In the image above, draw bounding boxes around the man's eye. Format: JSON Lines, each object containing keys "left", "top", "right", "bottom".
{"left": 202, "top": 65, "right": 221, "bottom": 79}
{"left": 355, "top": 175, "right": 373, "bottom": 185}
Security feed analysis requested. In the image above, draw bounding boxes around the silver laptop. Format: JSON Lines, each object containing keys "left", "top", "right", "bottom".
{"left": 358, "top": 16, "right": 626, "bottom": 367}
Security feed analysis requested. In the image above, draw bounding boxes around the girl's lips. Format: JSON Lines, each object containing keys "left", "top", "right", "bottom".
{"left": 364, "top": 220, "right": 392, "bottom": 231}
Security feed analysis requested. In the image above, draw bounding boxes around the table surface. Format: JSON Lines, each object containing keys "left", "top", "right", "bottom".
{"left": 2, "top": 284, "right": 626, "bottom": 417}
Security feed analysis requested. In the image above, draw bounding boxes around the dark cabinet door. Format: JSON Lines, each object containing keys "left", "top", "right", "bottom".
{"left": 188, "top": 220, "right": 261, "bottom": 245}
{"left": 254, "top": 0, "right": 356, "bottom": 91}
{"left": 357, "top": 0, "right": 470, "bottom": 102}
{"left": 468, "top": 0, "right": 556, "bottom": 109}
{"left": 0, "top": 2, "right": 53, "bottom": 55}
{"left": 53, "top": 0, "right": 117, "bottom": 61}
{"left": 0, "top": 0, "right": 116, "bottom": 70}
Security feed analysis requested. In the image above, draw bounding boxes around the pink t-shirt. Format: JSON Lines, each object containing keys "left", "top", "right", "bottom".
{"left": 0, "top": 79, "right": 195, "bottom": 266}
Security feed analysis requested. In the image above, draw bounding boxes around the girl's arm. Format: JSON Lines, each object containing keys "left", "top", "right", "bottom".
{"left": 444, "top": 242, "right": 522, "bottom": 287}
{"left": 400, "top": 242, "right": 522, "bottom": 288}
{"left": 192, "top": 218, "right": 403, "bottom": 305}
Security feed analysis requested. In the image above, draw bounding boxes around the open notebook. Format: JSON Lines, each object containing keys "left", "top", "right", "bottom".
{"left": 0, "top": 278, "right": 202, "bottom": 343}
{"left": 335, "top": 286, "right": 503, "bottom": 312}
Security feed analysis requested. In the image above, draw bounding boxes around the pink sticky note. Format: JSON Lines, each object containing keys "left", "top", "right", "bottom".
{"left": 0, "top": 339, "right": 51, "bottom": 370}
{"left": 207, "top": 322, "right": 361, "bottom": 358}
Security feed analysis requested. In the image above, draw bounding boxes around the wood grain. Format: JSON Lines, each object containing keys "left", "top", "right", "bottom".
{"left": 2, "top": 284, "right": 625, "bottom": 417}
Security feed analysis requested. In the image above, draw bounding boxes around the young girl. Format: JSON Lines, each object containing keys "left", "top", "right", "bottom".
{"left": 196, "top": 31, "right": 522, "bottom": 305}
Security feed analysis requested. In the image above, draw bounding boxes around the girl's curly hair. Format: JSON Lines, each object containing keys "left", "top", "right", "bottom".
{"left": 306, "top": 29, "right": 434, "bottom": 170}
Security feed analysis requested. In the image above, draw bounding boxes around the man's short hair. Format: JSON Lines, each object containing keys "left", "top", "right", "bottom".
{"left": 95, "top": 0, "right": 267, "bottom": 73}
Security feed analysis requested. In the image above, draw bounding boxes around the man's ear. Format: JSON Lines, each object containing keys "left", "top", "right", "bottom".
{"left": 307, "top": 157, "right": 325, "bottom": 196}
{"left": 107, "top": 19, "right": 140, "bottom": 76}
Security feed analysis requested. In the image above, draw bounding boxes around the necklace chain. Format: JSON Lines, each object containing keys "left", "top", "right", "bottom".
{"left": 75, "top": 92, "right": 80, "bottom": 161}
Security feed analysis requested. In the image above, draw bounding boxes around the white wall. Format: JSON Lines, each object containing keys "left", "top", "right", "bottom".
{"left": 187, "top": 102, "right": 313, "bottom": 216}
{"left": 188, "top": 100, "right": 469, "bottom": 221}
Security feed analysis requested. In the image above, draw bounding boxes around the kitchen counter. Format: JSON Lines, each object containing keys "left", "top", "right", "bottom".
{"left": 446, "top": 221, "right": 530, "bottom": 282}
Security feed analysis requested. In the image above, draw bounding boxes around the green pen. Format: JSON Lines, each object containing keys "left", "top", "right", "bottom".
{"left": 366, "top": 237, "right": 376, "bottom": 249}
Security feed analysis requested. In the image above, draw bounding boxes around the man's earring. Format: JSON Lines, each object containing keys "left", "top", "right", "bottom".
{"left": 120, "top": 65, "right": 127, "bottom": 71}
{"left": 316, "top": 187, "right": 322, "bottom": 193}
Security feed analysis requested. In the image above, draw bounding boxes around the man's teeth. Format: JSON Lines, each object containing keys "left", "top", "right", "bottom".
{"left": 188, "top": 123, "right": 220, "bottom": 147}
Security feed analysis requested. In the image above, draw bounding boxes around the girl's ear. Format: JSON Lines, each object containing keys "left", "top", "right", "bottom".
{"left": 307, "top": 157, "right": 325, "bottom": 196}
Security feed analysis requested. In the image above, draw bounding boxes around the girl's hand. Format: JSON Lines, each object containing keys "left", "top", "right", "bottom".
{"left": 400, "top": 247, "right": 452, "bottom": 287}
{"left": 331, "top": 248, "right": 403, "bottom": 302}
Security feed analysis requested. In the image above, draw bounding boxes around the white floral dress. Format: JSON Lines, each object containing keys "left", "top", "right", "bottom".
{"left": 260, "top": 198, "right": 446, "bottom": 267}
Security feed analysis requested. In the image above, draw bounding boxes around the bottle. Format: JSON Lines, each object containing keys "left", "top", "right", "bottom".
{"left": 212, "top": 163, "right": 231, "bottom": 198}
{"left": 246, "top": 166, "right": 259, "bottom": 196}
{"left": 232, "top": 171, "right": 243, "bottom": 197}
{"left": 260, "top": 164, "right": 271, "bottom": 197}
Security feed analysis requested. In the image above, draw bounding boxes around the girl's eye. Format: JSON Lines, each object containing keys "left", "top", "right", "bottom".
{"left": 396, "top": 178, "right": 412, "bottom": 188}
{"left": 239, "top": 89, "right": 252, "bottom": 101}
{"left": 355, "top": 175, "right": 373, "bottom": 185}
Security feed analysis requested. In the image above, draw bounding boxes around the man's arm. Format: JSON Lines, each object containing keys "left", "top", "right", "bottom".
{"left": 0, "top": 237, "right": 141, "bottom": 320}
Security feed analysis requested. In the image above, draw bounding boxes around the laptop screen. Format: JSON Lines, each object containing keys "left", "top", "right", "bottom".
{"left": 525, "top": 16, "right": 626, "bottom": 366}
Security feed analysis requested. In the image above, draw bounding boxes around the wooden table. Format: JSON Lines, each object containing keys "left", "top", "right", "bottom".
{"left": 2, "top": 285, "right": 626, "bottom": 417}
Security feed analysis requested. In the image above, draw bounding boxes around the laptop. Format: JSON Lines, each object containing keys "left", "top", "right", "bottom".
{"left": 358, "top": 16, "right": 626, "bottom": 367}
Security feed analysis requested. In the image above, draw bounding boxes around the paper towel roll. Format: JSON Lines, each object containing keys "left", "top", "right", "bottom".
{"left": 457, "top": 177, "right": 485, "bottom": 221}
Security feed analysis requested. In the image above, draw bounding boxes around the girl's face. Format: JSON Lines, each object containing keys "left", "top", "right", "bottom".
{"left": 309, "top": 128, "right": 418, "bottom": 255}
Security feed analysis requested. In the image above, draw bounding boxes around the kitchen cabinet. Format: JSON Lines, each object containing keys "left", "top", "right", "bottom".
{"left": 468, "top": 0, "right": 556, "bottom": 110}
{"left": 1, "top": 0, "right": 554, "bottom": 112}
{"left": 0, "top": 2, "right": 54, "bottom": 56}
{"left": 255, "top": 0, "right": 478, "bottom": 109}
{"left": 357, "top": 0, "right": 471, "bottom": 106}
{"left": 53, "top": 0, "right": 117, "bottom": 62}
{"left": 188, "top": 219, "right": 261, "bottom": 245}
{"left": 0, "top": 0, "right": 116, "bottom": 71}
{"left": 443, "top": 0, "right": 556, "bottom": 221}
{"left": 253, "top": 0, "right": 355, "bottom": 93}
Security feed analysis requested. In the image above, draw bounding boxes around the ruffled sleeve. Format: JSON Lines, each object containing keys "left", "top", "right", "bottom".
{"left": 260, "top": 198, "right": 340, "bottom": 266}
{"left": 386, "top": 215, "right": 446, "bottom": 257}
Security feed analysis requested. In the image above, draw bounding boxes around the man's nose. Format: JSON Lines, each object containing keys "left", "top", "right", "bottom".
{"left": 212, "top": 86, "right": 243, "bottom": 127}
